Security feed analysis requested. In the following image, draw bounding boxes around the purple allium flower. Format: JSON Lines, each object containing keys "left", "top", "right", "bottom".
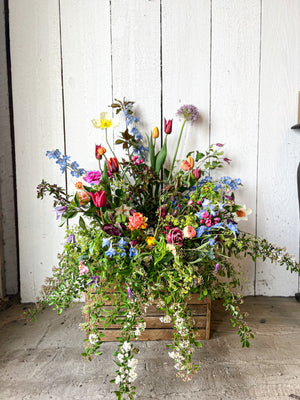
{"left": 176, "top": 104, "right": 200, "bottom": 123}
{"left": 83, "top": 170, "right": 102, "bottom": 185}
{"left": 54, "top": 205, "right": 67, "bottom": 220}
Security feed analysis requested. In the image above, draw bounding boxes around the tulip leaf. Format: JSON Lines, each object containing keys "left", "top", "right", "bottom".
{"left": 155, "top": 136, "right": 167, "bottom": 174}
{"left": 146, "top": 133, "right": 155, "bottom": 170}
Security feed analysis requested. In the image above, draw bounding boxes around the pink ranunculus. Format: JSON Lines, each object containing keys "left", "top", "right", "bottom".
{"left": 89, "top": 189, "right": 107, "bottom": 208}
{"left": 84, "top": 170, "right": 102, "bottom": 185}
{"left": 183, "top": 226, "right": 196, "bottom": 239}
{"left": 213, "top": 217, "right": 221, "bottom": 224}
{"left": 166, "top": 227, "right": 184, "bottom": 247}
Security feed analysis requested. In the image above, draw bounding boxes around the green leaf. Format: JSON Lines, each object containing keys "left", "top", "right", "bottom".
{"left": 194, "top": 341, "right": 202, "bottom": 348}
{"left": 79, "top": 216, "right": 86, "bottom": 230}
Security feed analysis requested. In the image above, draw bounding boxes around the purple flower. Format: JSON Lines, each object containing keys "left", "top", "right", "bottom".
{"left": 216, "top": 143, "right": 224, "bottom": 147}
{"left": 65, "top": 234, "right": 76, "bottom": 245}
{"left": 54, "top": 205, "right": 67, "bottom": 220}
{"left": 83, "top": 170, "right": 102, "bottom": 185}
{"left": 176, "top": 104, "right": 200, "bottom": 123}
{"left": 127, "top": 286, "right": 132, "bottom": 300}
{"left": 102, "top": 224, "right": 122, "bottom": 237}
{"left": 214, "top": 264, "right": 220, "bottom": 273}
{"left": 224, "top": 157, "right": 231, "bottom": 165}
{"left": 88, "top": 275, "right": 100, "bottom": 288}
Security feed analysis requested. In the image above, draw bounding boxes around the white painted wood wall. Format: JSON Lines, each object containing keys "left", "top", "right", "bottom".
{"left": 8, "top": 0, "right": 300, "bottom": 302}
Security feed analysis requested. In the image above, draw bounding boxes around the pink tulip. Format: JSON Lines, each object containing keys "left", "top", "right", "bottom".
{"left": 89, "top": 189, "right": 107, "bottom": 208}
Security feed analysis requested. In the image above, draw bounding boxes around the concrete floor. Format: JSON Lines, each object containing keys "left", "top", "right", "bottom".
{"left": 0, "top": 297, "right": 300, "bottom": 400}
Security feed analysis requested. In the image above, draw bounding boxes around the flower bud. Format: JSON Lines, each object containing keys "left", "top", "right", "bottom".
{"left": 95, "top": 144, "right": 106, "bottom": 160}
{"left": 164, "top": 118, "right": 173, "bottom": 134}
{"left": 192, "top": 168, "right": 201, "bottom": 180}
{"left": 152, "top": 127, "right": 159, "bottom": 139}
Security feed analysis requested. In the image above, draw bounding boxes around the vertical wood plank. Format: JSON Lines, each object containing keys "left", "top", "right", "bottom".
{"left": 210, "top": 0, "right": 261, "bottom": 295}
{"left": 111, "top": 0, "right": 161, "bottom": 158}
{"left": 162, "top": 0, "right": 211, "bottom": 168}
{"left": 0, "top": 0, "right": 18, "bottom": 295}
{"left": 9, "top": 0, "right": 65, "bottom": 302}
{"left": 256, "top": 0, "right": 300, "bottom": 295}
{"left": 59, "top": 0, "right": 112, "bottom": 174}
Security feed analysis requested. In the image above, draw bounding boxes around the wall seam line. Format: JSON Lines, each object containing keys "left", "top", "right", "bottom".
{"left": 208, "top": 0, "right": 213, "bottom": 149}
{"left": 58, "top": 0, "right": 68, "bottom": 196}
{"left": 4, "top": 0, "right": 20, "bottom": 296}
{"left": 160, "top": 0, "right": 163, "bottom": 155}
{"left": 254, "top": 0, "right": 263, "bottom": 296}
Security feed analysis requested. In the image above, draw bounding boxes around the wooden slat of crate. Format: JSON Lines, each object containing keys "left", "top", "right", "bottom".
{"left": 85, "top": 291, "right": 211, "bottom": 341}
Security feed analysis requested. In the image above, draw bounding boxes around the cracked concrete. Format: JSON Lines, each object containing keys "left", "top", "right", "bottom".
{"left": 0, "top": 297, "right": 300, "bottom": 399}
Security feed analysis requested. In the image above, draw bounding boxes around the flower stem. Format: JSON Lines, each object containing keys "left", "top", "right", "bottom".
{"left": 105, "top": 128, "right": 118, "bottom": 159}
{"left": 167, "top": 119, "right": 187, "bottom": 182}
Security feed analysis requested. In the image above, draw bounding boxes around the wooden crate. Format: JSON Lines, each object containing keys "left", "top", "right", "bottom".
{"left": 85, "top": 292, "right": 211, "bottom": 342}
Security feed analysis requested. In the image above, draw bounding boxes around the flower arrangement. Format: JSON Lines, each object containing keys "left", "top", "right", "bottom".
{"left": 32, "top": 99, "right": 299, "bottom": 400}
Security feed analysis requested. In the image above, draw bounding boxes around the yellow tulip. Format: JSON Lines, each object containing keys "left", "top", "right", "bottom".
{"left": 152, "top": 127, "right": 159, "bottom": 139}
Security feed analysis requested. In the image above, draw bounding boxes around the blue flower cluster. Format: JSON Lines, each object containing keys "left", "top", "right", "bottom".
{"left": 122, "top": 104, "right": 148, "bottom": 158}
{"left": 219, "top": 176, "right": 242, "bottom": 191}
{"left": 102, "top": 237, "right": 137, "bottom": 258}
{"left": 46, "top": 149, "right": 85, "bottom": 177}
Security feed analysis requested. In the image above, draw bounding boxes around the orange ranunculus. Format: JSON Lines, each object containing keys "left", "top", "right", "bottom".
{"left": 128, "top": 212, "right": 148, "bottom": 231}
{"left": 180, "top": 156, "right": 195, "bottom": 171}
{"left": 183, "top": 226, "right": 196, "bottom": 239}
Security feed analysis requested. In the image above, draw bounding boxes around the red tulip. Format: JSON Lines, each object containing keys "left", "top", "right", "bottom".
{"left": 164, "top": 118, "right": 173, "bottom": 134}
{"left": 95, "top": 145, "right": 106, "bottom": 160}
{"left": 89, "top": 189, "right": 107, "bottom": 208}
{"left": 107, "top": 157, "right": 119, "bottom": 174}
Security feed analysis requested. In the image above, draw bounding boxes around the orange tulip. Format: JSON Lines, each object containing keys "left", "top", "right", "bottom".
{"left": 180, "top": 156, "right": 194, "bottom": 171}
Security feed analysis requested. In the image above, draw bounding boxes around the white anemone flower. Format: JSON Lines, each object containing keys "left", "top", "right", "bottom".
{"left": 233, "top": 205, "right": 252, "bottom": 222}
{"left": 92, "top": 111, "right": 119, "bottom": 129}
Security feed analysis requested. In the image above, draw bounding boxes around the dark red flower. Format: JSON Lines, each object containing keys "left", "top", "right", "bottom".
{"left": 166, "top": 227, "right": 184, "bottom": 246}
{"left": 102, "top": 224, "right": 121, "bottom": 236}
{"left": 158, "top": 205, "right": 167, "bottom": 219}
